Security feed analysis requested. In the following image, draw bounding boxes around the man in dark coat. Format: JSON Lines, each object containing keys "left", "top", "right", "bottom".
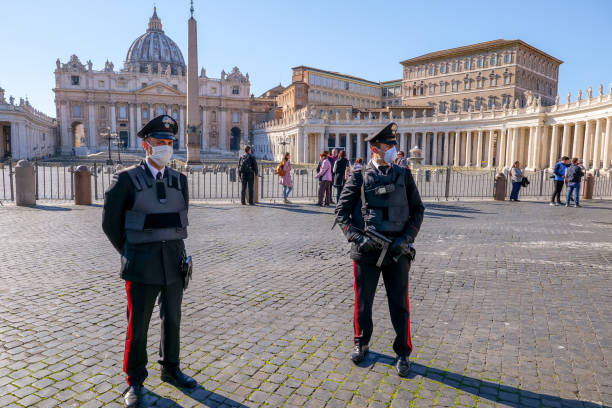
{"left": 335, "top": 122, "right": 424, "bottom": 377}
{"left": 102, "top": 115, "right": 196, "bottom": 408}
{"left": 238, "top": 145, "right": 259, "bottom": 205}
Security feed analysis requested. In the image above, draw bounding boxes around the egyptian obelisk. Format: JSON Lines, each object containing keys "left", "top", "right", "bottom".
{"left": 186, "top": 0, "right": 201, "bottom": 165}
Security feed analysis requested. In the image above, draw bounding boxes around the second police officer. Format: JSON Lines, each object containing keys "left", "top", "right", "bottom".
{"left": 102, "top": 115, "right": 196, "bottom": 408}
{"left": 335, "top": 122, "right": 424, "bottom": 377}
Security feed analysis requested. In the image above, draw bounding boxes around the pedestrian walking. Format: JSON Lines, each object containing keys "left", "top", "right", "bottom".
{"left": 335, "top": 122, "right": 424, "bottom": 378}
{"left": 509, "top": 161, "right": 523, "bottom": 201}
{"left": 102, "top": 115, "right": 196, "bottom": 408}
{"left": 278, "top": 152, "right": 293, "bottom": 203}
{"left": 238, "top": 145, "right": 258, "bottom": 205}
{"left": 550, "top": 156, "right": 570, "bottom": 206}
{"left": 315, "top": 151, "right": 332, "bottom": 206}
{"left": 353, "top": 157, "right": 364, "bottom": 171}
{"left": 565, "top": 157, "right": 583, "bottom": 207}
{"left": 395, "top": 150, "right": 409, "bottom": 168}
{"left": 333, "top": 150, "right": 349, "bottom": 203}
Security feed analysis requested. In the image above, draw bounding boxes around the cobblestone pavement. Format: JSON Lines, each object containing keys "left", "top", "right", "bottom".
{"left": 0, "top": 199, "right": 611, "bottom": 408}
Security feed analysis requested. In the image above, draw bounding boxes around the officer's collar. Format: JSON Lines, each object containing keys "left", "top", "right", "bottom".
{"left": 141, "top": 159, "right": 166, "bottom": 180}
{"left": 368, "top": 159, "right": 392, "bottom": 174}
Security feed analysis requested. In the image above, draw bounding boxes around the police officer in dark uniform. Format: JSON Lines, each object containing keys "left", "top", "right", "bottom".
{"left": 334, "top": 122, "right": 424, "bottom": 377}
{"left": 102, "top": 115, "right": 196, "bottom": 407}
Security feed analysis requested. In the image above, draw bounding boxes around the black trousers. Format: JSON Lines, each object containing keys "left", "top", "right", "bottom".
{"left": 352, "top": 256, "right": 412, "bottom": 357}
{"left": 551, "top": 180, "right": 564, "bottom": 203}
{"left": 241, "top": 174, "right": 254, "bottom": 204}
{"left": 124, "top": 280, "right": 183, "bottom": 386}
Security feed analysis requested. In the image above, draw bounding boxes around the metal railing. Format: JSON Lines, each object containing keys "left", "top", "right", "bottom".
{"left": 2, "top": 161, "right": 612, "bottom": 202}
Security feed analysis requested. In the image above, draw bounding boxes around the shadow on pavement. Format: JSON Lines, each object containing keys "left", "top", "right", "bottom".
{"left": 365, "top": 351, "right": 604, "bottom": 408}
{"left": 424, "top": 203, "right": 486, "bottom": 219}
{"left": 255, "top": 202, "right": 332, "bottom": 215}
{"left": 142, "top": 383, "right": 250, "bottom": 408}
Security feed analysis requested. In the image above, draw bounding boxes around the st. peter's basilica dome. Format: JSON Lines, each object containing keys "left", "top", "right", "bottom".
{"left": 125, "top": 8, "right": 186, "bottom": 75}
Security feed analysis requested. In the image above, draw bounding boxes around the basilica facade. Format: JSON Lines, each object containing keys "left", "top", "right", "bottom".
{"left": 53, "top": 8, "right": 251, "bottom": 157}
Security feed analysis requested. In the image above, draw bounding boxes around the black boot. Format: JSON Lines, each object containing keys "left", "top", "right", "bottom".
{"left": 395, "top": 356, "right": 410, "bottom": 377}
{"left": 124, "top": 385, "right": 142, "bottom": 408}
{"left": 160, "top": 366, "right": 197, "bottom": 388}
{"left": 350, "top": 344, "right": 369, "bottom": 364}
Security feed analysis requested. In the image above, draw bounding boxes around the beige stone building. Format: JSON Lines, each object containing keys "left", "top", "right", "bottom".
{"left": 0, "top": 87, "right": 57, "bottom": 160}
{"left": 401, "top": 39, "right": 562, "bottom": 112}
{"left": 53, "top": 8, "right": 252, "bottom": 157}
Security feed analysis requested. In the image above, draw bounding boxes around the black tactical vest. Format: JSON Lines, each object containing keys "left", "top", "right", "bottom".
{"left": 361, "top": 164, "right": 410, "bottom": 234}
{"left": 123, "top": 166, "right": 188, "bottom": 244}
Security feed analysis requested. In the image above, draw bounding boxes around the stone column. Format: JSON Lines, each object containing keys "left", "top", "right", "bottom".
{"left": 110, "top": 104, "right": 117, "bottom": 133}
{"left": 59, "top": 102, "right": 71, "bottom": 155}
{"left": 318, "top": 133, "right": 325, "bottom": 154}
{"left": 583, "top": 120, "right": 592, "bottom": 168}
{"left": 592, "top": 118, "right": 603, "bottom": 171}
{"left": 486, "top": 130, "right": 494, "bottom": 169}
{"left": 149, "top": 106, "right": 154, "bottom": 120}
{"left": 431, "top": 132, "right": 438, "bottom": 165}
{"left": 421, "top": 133, "right": 428, "bottom": 164}
{"left": 201, "top": 108, "right": 207, "bottom": 150}
{"left": 400, "top": 133, "right": 407, "bottom": 154}
{"left": 128, "top": 104, "right": 136, "bottom": 148}
{"left": 346, "top": 133, "right": 352, "bottom": 161}
{"left": 561, "top": 123, "right": 570, "bottom": 157}
{"left": 498, "top": 129, "right": 506, "bottom": 169}
{"left": 179, "top": 107, "right": 185, "bottom": 150}
{"left": 510, "top": 128, "right": 519, "bottom": 167}
{"left": 356, "top": 134, "right": 363, "bottom": 160}
{"left": 88, "top": 103, "right": 96, "bottom": 149}
{"left": 525, "top": 126, "right": 535, "bottom": 168}
{"left": 464, "top": 131, "right": 472, "bottom": 167}
{"left": 241, "top": 109, "right": 249, "bottom": 148}
{"left": 453, "top": 131, "right": 460, "bottom": 166}
{"left": 136, "top": 104, "right": 142, "bottom": 133}
{"left": 506, "top": 128, "right": 514, "bottom": 167}
{"left": 573, "top": 122, "right": 584, "bottom": 158}
{"left": 549, "top": 125, "right": 559, "bottom": 169}
{"left": 532, "top": 125, "right": 542, "bottom": 169}
{"left": 602, "top": 117, "right": 612, "bottom": 171}
{"left": 443, "top": 133, "right": 449, "bottom": 166}
{"left": 296, "top": 128, "right": 304, "bottom": 164}
{"left": 476, "top": 130, "right": 483, "bottom": 168}
{"left": 219, "top": 109, "right": 227, "bottom": 151}
{"left": 409, "top": 133, "right": 414, "bottom": 150}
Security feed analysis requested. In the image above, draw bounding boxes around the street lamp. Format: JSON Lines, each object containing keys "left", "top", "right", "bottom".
{"left": 113, "top": 137, "right": 123, "bottom": 164}
{"left": 100, "top": 127, "right": 118, "bottom": 165}
{"left": 278, "top": 136, "right": 290, "bottom": 160}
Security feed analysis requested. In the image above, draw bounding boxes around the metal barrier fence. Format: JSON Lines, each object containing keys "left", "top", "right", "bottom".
{"left": 2, "top": 161, "right": 612, "bottom": 202}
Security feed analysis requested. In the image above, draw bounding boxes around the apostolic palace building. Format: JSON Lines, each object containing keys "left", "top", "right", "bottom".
{"left": 254, "top": 40, "right": 612, "bottom": 175}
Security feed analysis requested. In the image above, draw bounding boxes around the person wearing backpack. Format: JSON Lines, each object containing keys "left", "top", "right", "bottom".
{"left": 238, "top": 145, "right": 258, "bottom": 205}
{"left": 278, "top": 152, "right": 293, "bottom": 203}
{"left": 564, "top": 157, "right": 583, "bottom": 207}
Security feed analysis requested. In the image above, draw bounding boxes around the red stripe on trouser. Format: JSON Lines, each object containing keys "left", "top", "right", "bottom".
{"left": 123, "top": 281, "right": 133, "bottom": 383}
{"left": 406, "top": 279, "right": 412, "bottom": 351}
{"left": 353, "top": 260, "right": 359, "bottom": 337}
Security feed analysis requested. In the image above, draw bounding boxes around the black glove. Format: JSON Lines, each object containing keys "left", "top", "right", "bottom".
{"left": 353, "top": 234, "right": 378, "bottom": 253}
{"left": 389, "top": 235, "right": 414, "bottom": 257}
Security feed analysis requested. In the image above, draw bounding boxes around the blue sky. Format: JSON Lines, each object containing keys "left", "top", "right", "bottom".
{"left": 1, "top": 0, "right": 610, "bottom": 117}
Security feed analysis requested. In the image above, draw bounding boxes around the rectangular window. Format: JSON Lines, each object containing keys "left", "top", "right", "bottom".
{"left": 118, "top": 80, "right": 127, "bottom": 88}
{"left": 71, "top": 76, "right": 80, "bottom": 86}
{"left": 232, "top": 86, "right": 240, "bottom": 95}
{"left": 452, "top": 62, "right": 457, "bottom": 72}
{"left": 344, "top": 81, "right": 349, "bottom": 90}
{"left": 157, "top": 107, "right": 164, "bottom": 116}
{"left": 73, "top": 105, "right": 80, "bottom": 117}
{"left": 143, "top": 110, "right": 149, "bottom": 120}
{"left": 211, "top": 87, "right": 217, "bottom": 94}
{"left": 440, "top": 64, "right": 446, "bottom": 74}
{"left": 475, "top": 99, "right": 481, "bottom": 110}
{"left": 98, "top": 80, "right": 105, "bottom": 87}
{"left": 504, "top": 54, "right": 511, "bottom": 63}
{"left": 141, "top": 83, "right": 147, "bottom": 88}
{"left": 232, "top": 112, "right": 239, "bottom": 123}
{"left": 463, "top": 100, "right": 469, "bottom": 111}
{"left": 488, "top": 98, "right": 494, "bottom": 108}
{"left": 478, "top": 59, "right": 483, "bottom": 68}
{"left": 119, "top": 106, "right": 127, "bottom": 119}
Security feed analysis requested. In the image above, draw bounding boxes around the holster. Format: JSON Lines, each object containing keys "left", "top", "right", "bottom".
{"left": 180, "top": 253, "right": 193, "bottom": 290}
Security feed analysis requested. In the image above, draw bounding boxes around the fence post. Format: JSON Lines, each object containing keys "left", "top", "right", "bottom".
{"left": 8, "top": 160, "right": 14, "bottom": 201}
{"left": 260, "top": 168, "right": 264, "bottom": 200}
{"left": 15, "top": 160, "right": 36, "bottom": 206}
{"left": 74, "top": 165, "right": 92, "bottom": 205}
{"left": 444, "top": 167, "right": 451, "bottom": 200}
{"left": 494, "top": 172, "right": 507, "bottom": 201}
{"left": 33, "top": 161, "right": 38, "bottom": 200}
{"left": 70, "top": 165, "right": 75, "bottom": 200}
{"left": 539, "top": 170, "right": 545, "bottom": 197}
{"left": 93, "top": 163, "right": 98, "bottom": 200}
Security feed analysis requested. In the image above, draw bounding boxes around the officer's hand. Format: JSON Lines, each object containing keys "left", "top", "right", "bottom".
{"left": 354, "top": 234, "right": 378, "bottom": 253}
{"left": 390, "top": 235, "right": 413, "bottom": 257}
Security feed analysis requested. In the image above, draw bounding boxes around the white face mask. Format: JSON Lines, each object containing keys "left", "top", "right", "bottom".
{"left": 383, "top": 146, "right": 397, "bottom": 164}
{"left": 147, "top": 143, "right": 173, "bottom": 167}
